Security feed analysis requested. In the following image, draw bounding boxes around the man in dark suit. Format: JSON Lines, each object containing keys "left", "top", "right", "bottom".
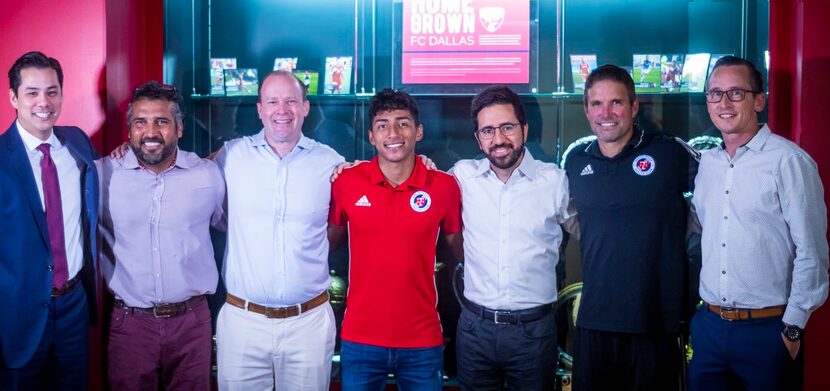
{"left": 0, "top": 51, "right": 98, "bottom": 390}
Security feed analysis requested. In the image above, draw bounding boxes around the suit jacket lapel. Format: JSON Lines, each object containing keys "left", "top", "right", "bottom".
{"left": 2, "top": 122, "right": 49, "bottom": 245}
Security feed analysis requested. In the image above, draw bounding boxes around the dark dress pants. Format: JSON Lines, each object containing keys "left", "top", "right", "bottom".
{"left": 573, "top": 327, "right": 682, "bottom": 391}
{"left": 456, "top": 307, "right": 557, "bottom": 391}
{"left": 0, "top": 284, "right": 88, "bottom": 390}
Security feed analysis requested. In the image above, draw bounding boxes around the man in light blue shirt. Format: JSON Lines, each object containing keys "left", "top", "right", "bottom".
{"left": 689, "top": 56, "right": 828, "bottom": 390}
{"left": 214, "top": 70, "right": 344, "bottom": 390}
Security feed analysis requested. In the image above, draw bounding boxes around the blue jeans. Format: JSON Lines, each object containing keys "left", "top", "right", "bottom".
{"left": 340, "top": 340, "right": 443, "bottom": 391}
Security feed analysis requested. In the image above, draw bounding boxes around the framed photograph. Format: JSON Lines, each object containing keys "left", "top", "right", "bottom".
{"left": 660, "top": 54, "right": 686, "bottom": 91}
{"left": 273, "top": 57, "right": 298, "bottom": 72}
{"left": 224, "top": 68, "right": 259, "bottom": 96}
{"left": 707, "top": 54, "right": 732, "bottom": 78}
{"left": 633, "top": 55, "right": 661, "bottom": 93}
{"left": 210, "top": 58, "right": 236, "bottom": 95}
{"left": 293, "top": 70, "right": 320, "bottom": 96}
{"left": 323, "top": 56, "right": 353, "bottom": 95}
{"left": 680, "top": 53, "right": 710, "bottom": 92}
{"left": 570, "top": 55, "right": 597, "bottom": 92}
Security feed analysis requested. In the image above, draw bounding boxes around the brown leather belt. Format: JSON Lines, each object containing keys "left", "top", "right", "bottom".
{"left": 707, "top": 303, "right": 785, "bottom": 321}
{"left": 114, "top": 295, "right": 205, "bottom": 318}
{"left": 226, "top": 292, "right": 328, "bottom": 319}
{"left": 51, "top": 275, "right": 81, "bottom": 297}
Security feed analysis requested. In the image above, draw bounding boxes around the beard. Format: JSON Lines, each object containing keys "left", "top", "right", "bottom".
{"left": 131, "top": 136, "right": 177, "bottom": 167}
{"left": 485, "top": 141, "right": 526, "bottom": 170}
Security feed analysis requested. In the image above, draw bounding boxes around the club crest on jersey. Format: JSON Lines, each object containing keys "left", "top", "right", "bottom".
{"left": 632, "top": 155, "right": 656, "bottom": 176}
{"left": 410, "top": 191, "right": 431, "bottom": 213}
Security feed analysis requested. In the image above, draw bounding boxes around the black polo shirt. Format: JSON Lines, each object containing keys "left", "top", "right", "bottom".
{"left": 565, "top": 128, "right": 699, "bottom": 334}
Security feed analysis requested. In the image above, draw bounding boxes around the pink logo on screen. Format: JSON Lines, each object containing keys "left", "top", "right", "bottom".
{"left": 479, "top": 7, "right": 505, "bottom": 33}
{"left": 409, "top": 191, "right": 432, "bottom": 213}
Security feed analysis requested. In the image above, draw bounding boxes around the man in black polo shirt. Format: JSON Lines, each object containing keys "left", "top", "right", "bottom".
{"left": 565, "top": 64, "right": 699, "bottom": 390}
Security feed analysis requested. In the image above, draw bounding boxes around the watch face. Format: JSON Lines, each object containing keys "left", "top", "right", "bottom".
{"left": 784, "top": 325, "right": 803, "bottom": 341}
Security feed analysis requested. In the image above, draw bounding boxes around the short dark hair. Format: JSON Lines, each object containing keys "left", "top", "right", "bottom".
{"left": 368, "top": 88, "right": 420, "bottom": 126}
{"left": 259, "top": 70, "right": 308, "bottom": 102}
{"left": 470, "top": 85, "right": 526, "bottom": 131}
{"left": 707, "top": 55, "right": 764, "bottom": 93}
{"left": 126, "top": 80, "right": 184, "bottom": 125}
{"left": 8, "top": 51, "right": 64, "bottom": 96}
{"left": 584, "top": 64, "right": 636, "bottom": 106}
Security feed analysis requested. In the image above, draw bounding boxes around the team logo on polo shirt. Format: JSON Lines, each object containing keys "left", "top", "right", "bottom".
{"left": 632, "top": 155, "right": 656, "bottom": 176}
{"left": 409, "top": 191, "right": 431, "bottom": 213}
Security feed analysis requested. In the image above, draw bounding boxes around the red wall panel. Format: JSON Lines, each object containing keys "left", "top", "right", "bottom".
{"left": 0, "top": 1, "right": 162, "bottom": 389}
{"left": 770, "top": 1, "right": 830, "bottom": 389}
{"left": 0, "top": 0, "right": 107, "bottom": 149}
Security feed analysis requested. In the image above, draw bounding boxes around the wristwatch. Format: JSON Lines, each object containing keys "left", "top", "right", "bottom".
{"left": 782, "top": 324, "right": 805, "bottom": 342}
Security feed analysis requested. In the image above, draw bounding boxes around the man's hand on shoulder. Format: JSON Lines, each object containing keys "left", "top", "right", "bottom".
{"left": 330, "top": 161, "right": 362, "bottom": 182}
{"left": 108, "top": 142, "right": 129, "bottom": 159}
{"left": 419, "top": 154, "right": 437, "bottom": 170}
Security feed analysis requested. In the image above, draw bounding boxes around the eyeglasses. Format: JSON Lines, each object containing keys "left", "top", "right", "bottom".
{"left": 704, "top": 89, "right": 759, "bottom": 103}
{"left": 476, "top": 122, "right": 521, "bottom": 140}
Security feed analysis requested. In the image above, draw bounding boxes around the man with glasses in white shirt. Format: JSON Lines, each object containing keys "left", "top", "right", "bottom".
{"left": 689, "top": 55, "right": 829, "bottom": 390}
{"left": 452, "top": 85, "right": 577, "bottom": 390}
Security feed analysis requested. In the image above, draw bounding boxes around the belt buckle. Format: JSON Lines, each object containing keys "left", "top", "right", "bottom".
{"left": 493, "top": 310, "right": 513, "bottom": 325}
{"left": 719, "top": 307, "right": 737, "bottom": 321}
{"left": 264, "top": 306, "right": 286, "bottom": 319}
{"left": 153, "top": 305, "right": 174, "bottom": 318}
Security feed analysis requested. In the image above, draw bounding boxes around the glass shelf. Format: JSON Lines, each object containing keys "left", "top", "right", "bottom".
{"left": 164, "top": 0, "right": 769, "bottom": 382}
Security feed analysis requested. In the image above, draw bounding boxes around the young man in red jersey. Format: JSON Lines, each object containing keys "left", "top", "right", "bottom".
{"left": 329, "top": 88, "right": 461, "bottom": 390}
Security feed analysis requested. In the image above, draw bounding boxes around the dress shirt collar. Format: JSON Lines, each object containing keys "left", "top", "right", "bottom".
{"left": 16, "top": 119, "right": 61, "bottom": 151}
{"left": 470, "top": 147, "right": 538, "bottom": 181}
{"left": 584, "top": 125, "right": 646, "bottom": 159}
{"left": 369, "top": 156, "right": 427, "bottom": 189}
{"left": 120, "top": 147, "right": 193, "bottom": 170}
{"left": 715, "top": 124, "right": 771, "bottom": 156}
{"left": 746, "top": 124, "right": 772, "bottom": 151}
{"left": 250, "top": 129, "right": 316, "bottom": 156}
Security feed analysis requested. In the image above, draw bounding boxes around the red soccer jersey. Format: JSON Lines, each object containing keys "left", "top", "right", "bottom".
{"left": 329, "top": 158, "right": 462, "bottom": 348}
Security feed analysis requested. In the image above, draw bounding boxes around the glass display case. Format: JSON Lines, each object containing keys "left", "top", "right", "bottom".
{"left": 163, "top": 0, "right": 769, "bottom": 383}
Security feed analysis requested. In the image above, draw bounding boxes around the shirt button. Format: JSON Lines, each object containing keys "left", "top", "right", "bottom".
{"left": 722, "top": 270, "right": 726, "bottom": 274}
{"left": 721, "top": 243, "right": 726, "bottom": 247}
{"left": 47, "top": 265, "right": 53, "bottom": 271}
{"left": 723, "top": 216, "right": 728, "bottom": 220}
{"left": 722, "top": 298, "right": 727, "bottom": 302}
{"left": 725, "top": 190, "right": 730, "bottom": 194}
{"left": 730, "top": 164, "right": 734, "bottom": 168}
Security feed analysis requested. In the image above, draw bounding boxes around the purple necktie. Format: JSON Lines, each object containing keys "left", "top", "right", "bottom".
{"left": 37, "top": 143, "right": 69, "bottom": 288}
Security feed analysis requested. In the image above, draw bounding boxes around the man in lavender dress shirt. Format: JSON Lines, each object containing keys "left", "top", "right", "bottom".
{"left": 97, "top": 81, "right": 225, "bottom": 390}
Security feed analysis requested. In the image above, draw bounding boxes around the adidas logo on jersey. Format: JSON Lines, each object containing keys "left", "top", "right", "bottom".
{"left": 355, "top": 195, "right": 372, "bottom": 207}
{"left": 580, "top": 164, "right": 594, "bottom": 176}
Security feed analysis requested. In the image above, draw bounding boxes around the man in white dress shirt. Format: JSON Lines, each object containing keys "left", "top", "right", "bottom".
{"left": 213, "top": 70, "right": 344, "bottom": 390}
{"left": 451, "top": 85, "right": 577, "bottom": 390}
{"left": 689, "top": 55, "right": 829, "bottom": 390}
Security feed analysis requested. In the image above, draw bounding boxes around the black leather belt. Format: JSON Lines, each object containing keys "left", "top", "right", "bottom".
{"left": 114, "top": 295, "right": 205, "bottom": 318}
{"left": 462, "top": 297, "right": 553, "bottom": 324}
